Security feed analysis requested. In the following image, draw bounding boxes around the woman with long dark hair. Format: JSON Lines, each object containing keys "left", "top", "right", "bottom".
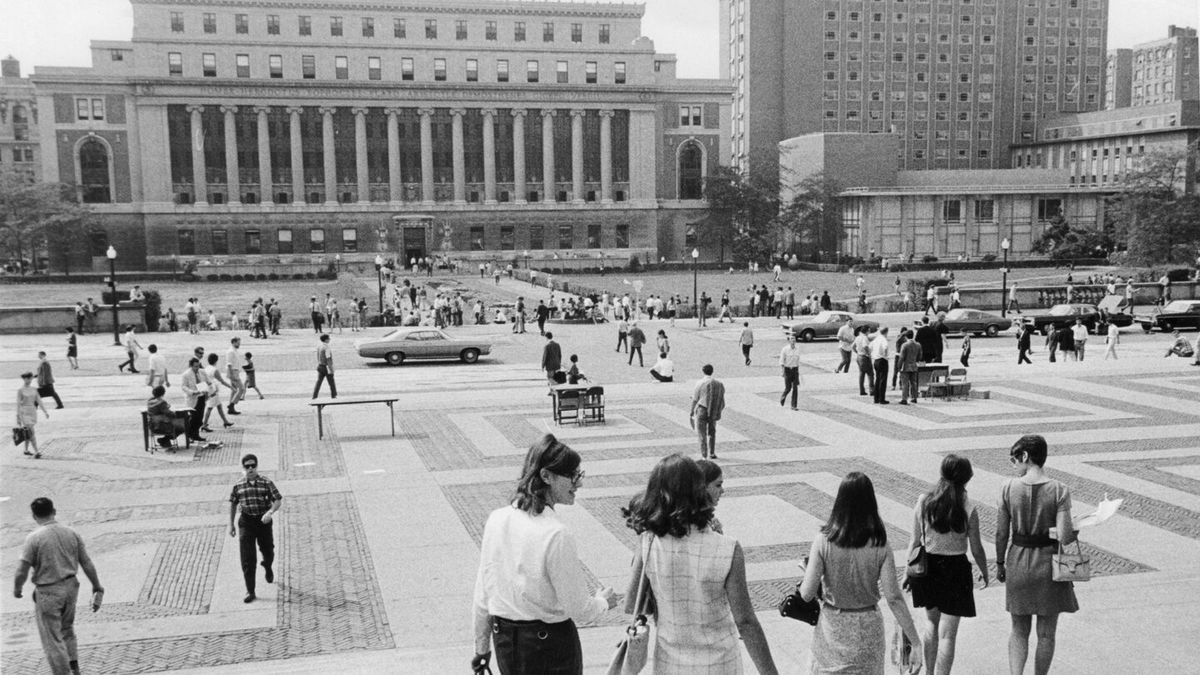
{"left": 472, "top": 434, "right": 616, "bottom": 675}
{"left": 799, "top": 472, "right": 922, "bottom": 674}
{"left": 996, "top": 435, "right": 1078, "bottom": 675}
{"left": 907, "top": 455, "right": 989, "bottom": 673}
{"left": 624, "top": 454, "right": 777, "bottom": 674}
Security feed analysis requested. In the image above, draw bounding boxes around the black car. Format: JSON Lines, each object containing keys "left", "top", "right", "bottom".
{"left": 1021, "top": 303, "right": 1132, "bottom": 335}
{"left": 1135, "top": 300, "right": 1200, "bottom": 332}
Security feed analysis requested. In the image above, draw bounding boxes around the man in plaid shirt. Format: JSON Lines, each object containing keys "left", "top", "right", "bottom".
{"left": 229, "top": 453, "right": 282, "bottom": 603}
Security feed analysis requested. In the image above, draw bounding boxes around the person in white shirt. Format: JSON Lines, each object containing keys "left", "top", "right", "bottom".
{"left": 1104, "top": 321, "right": 1120, "bottom": 360}
{"left": 472, "top": 435, "right": 616, "bottom": 675}
{"left": 225, "top": 337, "right": 245, "bottom": 415}
{"left": 853, "top": 326, "right": 875, "bottom": 396}
{"left": 1008, "top": 283, "right": 1021, "bottom": 314}
{"left": 650, "top": 352, "right": 675, "bottom": 382}
{"left": 779, "top": 333, "right": 802, "bottom": 410}
{"left": 870, "top": 327, "right": 891, "bottom": 404}
{"left": 145, "top": 344, "right": 169, "bottom": 389}
{"left": 1070, "top": 318, "right": 1089, "bottom": 361}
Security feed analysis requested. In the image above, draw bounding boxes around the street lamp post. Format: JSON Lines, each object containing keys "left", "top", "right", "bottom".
{"left": 106, "top": 246, "right": 120, "bottom": 345}
{"left": 691, "top": 248, "right": 700, "bottom": 325}
{"left": 1000, "top": 237, "right": 1011, "bottom": 318}
{"left": 374, "top": 254, "right": 385, "bottom": 314}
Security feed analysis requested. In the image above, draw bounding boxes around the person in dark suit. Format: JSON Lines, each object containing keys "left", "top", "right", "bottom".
{"left": 690, "top": 364, "right": 726, "bottom": 460}
{"left": 1017, "top": 325, "right": 1033, "bottom": 364}
{"left": 915, "top": 317, "right": 942, "bottom": 365}
{"left": 541, "top": 332, "right": 562, "bottom": 386}
{"left": 898, "top": 337, "right": 923, "bottom": 404}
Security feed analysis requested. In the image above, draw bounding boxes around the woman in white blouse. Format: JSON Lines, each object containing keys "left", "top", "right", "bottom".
{"left": 472, "top": 434, "right": 616, "bottom": 674}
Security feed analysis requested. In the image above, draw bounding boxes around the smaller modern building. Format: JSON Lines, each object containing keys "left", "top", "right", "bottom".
{"left": 0, "top": 56, "right": 40, "bottom": 182}
{"left": 780, "top": 132, "right": 1106, "bottom": 261}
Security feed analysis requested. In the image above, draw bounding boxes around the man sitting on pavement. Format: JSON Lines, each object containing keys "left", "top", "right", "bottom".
{"left": 650, "top": 352, "right": 675, "bottom": 382}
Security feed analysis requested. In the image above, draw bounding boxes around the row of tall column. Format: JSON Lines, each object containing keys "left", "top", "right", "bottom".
{"left": 183, "top": 105, "right": 619, "bottom": 207}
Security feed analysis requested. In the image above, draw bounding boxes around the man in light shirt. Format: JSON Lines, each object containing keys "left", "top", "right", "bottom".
{"left": 145, "top": 344, "right": 169, "bottom": 390}
{"left": 225, "top": 337, "right": 245, "bottom": 415}
{"left": 1104, "top": 321, "right": 1120, "bottom": 360}
{"left": 870, "top": 327, "right": 891, "bottom": 404}
{"left": 739, "top": 322, "right": 754, "bottom": 366}
{"left": 650, "top": 352, "right": 674, "bottom": 382}
{"left": 779, "top": 333, "right": 802, "bottom": 410}
{"left": 1071, "top": 318, "right": 1089, "bottom": 361}
{"left": 835, "top": 318, "right": 855, "bottom": 373}
{"left": 853, "top": 326, "right": 875, "bottom": 396}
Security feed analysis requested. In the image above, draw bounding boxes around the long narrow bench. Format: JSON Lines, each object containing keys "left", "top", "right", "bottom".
{"left": 308, "top": 398, "right": 399, "bottom": 440}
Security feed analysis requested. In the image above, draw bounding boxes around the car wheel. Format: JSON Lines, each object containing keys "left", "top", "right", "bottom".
{"left": 385, "top": 352, "right": 404, "bottom": 366}
{"left": 1160, "top": 321, "right": 1172, "bottom": 332}
{"left": 799, "top": 329, "right": 815, "bottom": 343}
{"left": 984, "top": 325, "right": 999, "bottom": 337}
{"left": 460, "top": 348, "right": 480, "bottom": 364}
{"left": 1140, "top": 323, "right": 1152, "bottom": 333}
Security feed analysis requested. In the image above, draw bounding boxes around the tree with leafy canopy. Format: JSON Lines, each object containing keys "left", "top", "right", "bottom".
{"left": 0, "top": 171, "right": 91, "bottom": 274}
{"left": 779, "top": 171, "right": 844, "bottom": 263}
{"left": 1030, "top": 212, "right": 1112, "bottom": 260}
{"left": 701, "top": 165, "right": 782, "bottom": 263}
{"left": 1107, "top": 141, "right": 1200, "bottom": 265}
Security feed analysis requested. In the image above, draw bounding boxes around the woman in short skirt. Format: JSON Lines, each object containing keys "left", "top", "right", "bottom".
{"left": 907, "top": 455, "right": 989, "bottom": 673}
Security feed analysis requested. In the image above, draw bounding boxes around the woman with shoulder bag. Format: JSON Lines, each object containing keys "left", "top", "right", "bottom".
{"left": 799, "top": 472, "right": 922, "bottom": 674}
{"left": 623, "top": 454, "right": 777, "bottom": 674}
{"left": 907, "top": 455, "right": 989, "bottom": 674}
{"left": 996, "top": 434, "right": 1078, "bottom": 675}
{"left": 471, "top": 435, "right": 617, "bottom": 675}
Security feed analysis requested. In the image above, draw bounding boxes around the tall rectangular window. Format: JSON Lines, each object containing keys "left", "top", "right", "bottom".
{"left": 497, "top": 59, "right": 509, "bottom": 82}
{"left": 465, "top": 58, "right": 478, "bottom": 82}
{"left": 178, "top": 229, "right": 195, "bottom": 255}
{"left": 362, "top": 17, "right": 374, "bottom": 37}
{"left": 469, "top": 226, "right": 485, "bottom": 250}
{"left": 236, "top": 54, "right": 250, "bottom": 77}
{"left": 368, "top": 56, "right": 381, "bottom": 80}
{"left": 203, "top": 12, "right": 216, "bottom": 33}
{"left": 267, "top": 15, "right": 279, "bottom": 34}
{"left": 543, "top": 22, "right": 554, "bottom": 42}
{"left": 168, "top": 52, "right": 182, "bottom": 75}
{"left": 558, "top": 224, "right": 573, "bottom": 248}
{"left": 500, "top": 225, "right": 515, "bottom": 250}
{"left": 514, "top": 21, "right": 526, "bottom": 41}
{"left": 393, "top": 18, "right": 405, "bottom": 38}
{"left": 973, "top": 199, "right": 994, "bottom": 221}
{"left": 277, "top": 229, "right": 293, "bottom": 254}
{"left": 212, "top": 229, "right": 228, "bottom": 255}
{"left": 341, "top": 228, "right": 358, "bottom": 252}
{"left": 309, "top": 228, "right": 325, "bottom": 253}
{"left": 302, "top": 55, "right": 315, "bottom": 79}
{"left": 556, "top": 61, "right": 568, "bottom": 83}
{"left": 615, "top": 224, "right": 629, "bottom": 248}
{"left": 456, "top": 19, "right": 467, "bottom": 40}
{"left": 235, "top": 14, "right": 248, "bottom": 33}
{"left": 170, "top": 11, "right": 184, "bottom": 32}
{"left": 485, "top": 21, "right": 497, "bottom": 40}
{"left": 587, "top": 224, "right": 600, "bottom": 247}
{"left": 76, "top": 99, "right": 90, "bottom": 120}
{"left": 335, "top": 56, "right": 348, "bottom": 79}
{"left": 269, "top": 55, "right": 283, "bottom": 78}
{"left": 330, "top": 16, "right": 343, "bottom": 36}
{"left": 585, "top": 61, "right": 597, "bottom": 84}
{"left": 202, "top": 53, "right": 217, "bottom": 77}
{"left": 245, "top": 230, "right": 261, "bottom": 255}
{"left": 401, "top": 57, "right": 414, "bottom": 80}
{"left": 299, "top": 16, "right": 311, "bottom": 35}
{"left": 527, "top": 60, "right": 539, "bottom": 82}
{"left": 529, "top": 224, "right": 544, "bottom": 249}
{"left": 942, "top": 200, "right": 962, "bottom": 222}
{"left": 571, "top": 23, "right": 582, "bottom": 42}
{"left": 599, "top": 24, "right": 610, "bottom": 43}
{"left": 425, "top": 19, "right": 437, "bottom": 39}
{"left": 434, "top": 58, "right": 447, "bottom": 81}
{"left": 614, "top": 62, "right": 626, "bottom": 84}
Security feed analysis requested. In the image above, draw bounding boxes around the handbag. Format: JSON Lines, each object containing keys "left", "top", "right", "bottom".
{"left": 907, "top": 517, "right": 928, "bottom": 579}
{"left": 1051, "top": 540, "right": 1091, "bottom": 583}
{"left": 778, "top": 582, "right": 820, "bottom": 626}
{"left": 606, "top": 536, "right": 652, "bottom": 675}
{"left": 12, "top": 426, "right": 28, "bottom": 446}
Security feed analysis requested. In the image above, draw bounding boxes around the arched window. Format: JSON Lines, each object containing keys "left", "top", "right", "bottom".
{"left": 79, "top": 138, "right": 112, "bottom": 203}
{"left": 678, "top": 142, "right": 703, "bottom": 199}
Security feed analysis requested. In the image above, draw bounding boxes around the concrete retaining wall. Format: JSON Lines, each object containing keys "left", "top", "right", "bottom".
{"left": 0, "top": 305, "right": 146, "bottom": 335}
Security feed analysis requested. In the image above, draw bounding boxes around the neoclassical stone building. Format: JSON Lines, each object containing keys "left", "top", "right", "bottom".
{"left": 31, "top": 0, "right": 731, "bottom": 271}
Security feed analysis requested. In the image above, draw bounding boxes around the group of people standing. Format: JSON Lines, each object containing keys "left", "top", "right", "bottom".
{"left": 472, "top": 433, "right": 1080, "bottom": 675}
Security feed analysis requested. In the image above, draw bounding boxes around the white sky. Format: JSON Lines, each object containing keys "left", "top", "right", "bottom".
{"left": 1, "top": 0, "right": 1196, "bottom": 79}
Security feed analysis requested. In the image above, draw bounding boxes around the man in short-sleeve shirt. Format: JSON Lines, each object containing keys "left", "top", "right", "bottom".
{"left": 229, "top": 453, "right": 282, "bottom": 603}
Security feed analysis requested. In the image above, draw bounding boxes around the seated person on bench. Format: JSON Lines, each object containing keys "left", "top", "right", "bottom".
{"left": 147, "top": 385, "right": 189, "bottom": 449}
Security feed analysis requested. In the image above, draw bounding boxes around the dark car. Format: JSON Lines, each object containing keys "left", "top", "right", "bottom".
{"left": 1135, "top": 300, "right": 1200, "bottom": 332}
{"left": 1021, "top": 303, "right": 1132, "bottom": 335}
{"left": 931, "top": 308, "right": 1012, "bottom": 337}
{"left": 782, "top": 311, "right": 879, "bottom": 342}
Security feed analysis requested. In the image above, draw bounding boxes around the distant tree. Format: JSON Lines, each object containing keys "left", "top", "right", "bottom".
{"left": 1031, "top": 213, "right": 1111, "bottom": 260}
{"left": 779, "top": 171, "right": 844, "bottom": 263}
{"left": 702, "top": 165, "right": 782, "bottom": 264}
{"left": 1108, "top": 142, "right": 1200, "bottom": 265}
{"left": 0, "top": 172, "right": 90, "bottom": 274}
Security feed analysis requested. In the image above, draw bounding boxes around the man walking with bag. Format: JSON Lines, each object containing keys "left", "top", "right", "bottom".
{"left": 36, "top": 352, "right": 64, "bottom": 409}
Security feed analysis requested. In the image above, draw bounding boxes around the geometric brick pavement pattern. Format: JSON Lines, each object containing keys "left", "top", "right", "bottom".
{"left": 0, "top": 492, "right": 393, "bottom": 674}
{"left": 1084, "top": 456, "right": 1200, "bottom": 497}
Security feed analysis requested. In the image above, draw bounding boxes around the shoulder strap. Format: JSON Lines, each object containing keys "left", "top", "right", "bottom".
{"left": 632, "top": 534, "right": 652, "bottom": 618}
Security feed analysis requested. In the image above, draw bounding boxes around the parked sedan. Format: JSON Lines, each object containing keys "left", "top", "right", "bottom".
{"left": 1136, "top": 300, "right": 1200, "bottom": 332}
{"left": 934, "top": 308, "right": 1012, "bottom": 337}
{"left": 782, "top": 311, "right": 879, "bottom": 342}
{"left": 1021, "top": 303, "right": 1132, "bottom": 335}
{"left": 355, "top": 327, "right": 492, "bottom": 365}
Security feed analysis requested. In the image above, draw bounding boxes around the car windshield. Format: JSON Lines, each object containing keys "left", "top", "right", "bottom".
{"left": 1048, "top": 306, "right": 1076, "bottom": 316}
{"left": 1162, "top": 301, "right": 1198, "bottom": 313}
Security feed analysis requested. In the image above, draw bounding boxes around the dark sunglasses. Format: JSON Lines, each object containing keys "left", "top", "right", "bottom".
{"left": 243, "top": 463, "right": 257, "bottom": 469}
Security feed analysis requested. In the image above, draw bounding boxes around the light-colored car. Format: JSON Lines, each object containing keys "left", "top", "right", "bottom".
{"left": 354, "top": 327, "right": 492, "bottom": 365}
{"left": 782, "top": 311, "right": 879, "bottom": 342}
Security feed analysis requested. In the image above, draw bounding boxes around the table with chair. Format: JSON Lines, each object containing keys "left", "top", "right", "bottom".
{"left": 550, "top": 384, "right": 605, "bottom": 425}
{"left": 916, "top": 363, "right": 951, "bottom": 398}
{"left": 927, "top": 367, "right": 971, "bottom": 400}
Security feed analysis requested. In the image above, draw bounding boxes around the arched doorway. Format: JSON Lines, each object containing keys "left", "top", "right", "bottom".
{"left": 678, "top": 142, "right": 703, "bottom": 199}
{"left": 79, "top": 138, "right": 112, "bottom": 203}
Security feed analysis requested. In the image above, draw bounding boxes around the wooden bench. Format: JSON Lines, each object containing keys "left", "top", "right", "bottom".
{"left": 141, "top": 410, "right": 193, "bottom": 454}
{"left": 309, "top": 398, "right": 399, "bottom": 439}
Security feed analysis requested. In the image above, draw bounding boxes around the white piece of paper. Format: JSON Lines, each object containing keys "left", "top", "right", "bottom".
{"left": 1073, "top": 495, "right": 1123, "bottom": 529}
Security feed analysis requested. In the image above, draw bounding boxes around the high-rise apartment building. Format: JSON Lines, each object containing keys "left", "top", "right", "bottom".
{"left": 721, "top": 0, "right": 1108, "bottom": 176}
{"left": 1104, "top": 48, "right": 1133, "bottom": 110}
{"left": 1106, "top": 26, "right": 1197, "bottom": 110}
